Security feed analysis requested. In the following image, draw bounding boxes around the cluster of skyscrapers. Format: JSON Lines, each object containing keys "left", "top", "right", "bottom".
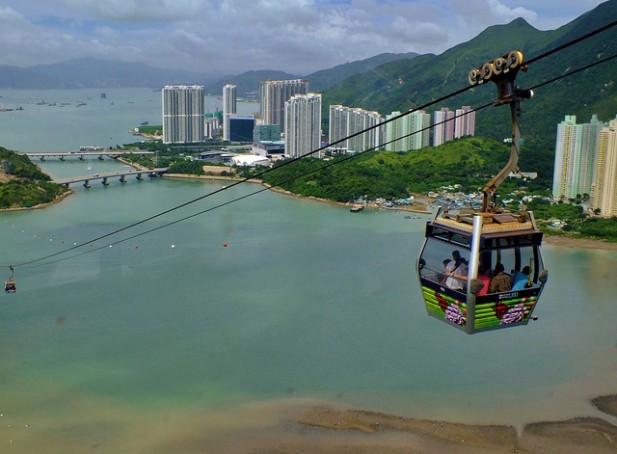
{"left": 161, "top": 80, "right": 475, "bottom": 159}
{"left": 552, "top": 114, "right": 617, "bottom": 216}
{"left": 328, "top": 105, "right": 474, "bottom": 154}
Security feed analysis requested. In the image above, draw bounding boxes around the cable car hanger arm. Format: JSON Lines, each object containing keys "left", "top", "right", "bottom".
{"left": 468, "top": 50, "right": 533, "bottom": 212}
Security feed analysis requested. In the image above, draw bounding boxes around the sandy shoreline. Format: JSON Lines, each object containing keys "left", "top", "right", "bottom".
{"left": 156, "top": 396, "right": 617, "bottom": 453}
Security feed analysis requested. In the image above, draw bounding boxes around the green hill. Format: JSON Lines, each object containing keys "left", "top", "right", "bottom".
{"left": 262, "top": 137, "right": 516, "bottom": 202}
{"left": 0, "top": 147, "right": 68, "bottom": 209}
{"left": 321, "top": 0, "right": 617, "bottom": 186}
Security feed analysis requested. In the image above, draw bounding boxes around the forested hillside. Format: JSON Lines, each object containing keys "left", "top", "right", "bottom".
{"left": 262, "top": 137, "right": 522, "bottom": 202}
{"left": 321, "top": 0, "right": 617, "bottom": 187}
{"left": 0, "top": 147, "right": 68, "bottom": 209}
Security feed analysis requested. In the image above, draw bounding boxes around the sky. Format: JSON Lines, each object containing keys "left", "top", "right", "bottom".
{"left": 0, "top": 0, "right": 609, "bottom": 76}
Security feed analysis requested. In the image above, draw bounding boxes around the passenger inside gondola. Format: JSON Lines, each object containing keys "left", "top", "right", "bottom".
{"left": 512, "top": 266, "right": 531, "bottom": 290}
{"left": 444, "top": 250, "right": 468, "bottom": 291}
{"left": 489, "top": 263, "right": 511, "bottom": 293}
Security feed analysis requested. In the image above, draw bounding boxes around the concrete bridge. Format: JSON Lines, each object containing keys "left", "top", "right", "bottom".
{"left": 54, "top": 168, "right": 168, "bottom": 188}
{"left": 23, "top": 151, "right": 153, "bottom": 161}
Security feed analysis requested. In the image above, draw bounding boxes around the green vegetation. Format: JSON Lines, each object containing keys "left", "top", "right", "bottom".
{"left": 166, "top": 161, "right": 205, "bottom": 175}
{"left": 0, "top": 148, "right": 51, "bottom": 180}
{"left": 261, "top": 137, "right": 516, "bottom": 202}
{"left": 0, "top": 146, "right": 68, "bottom": 209}
{"left": 320, "top": 4, "right": 617, "bottom": 188}
{"left": 135, "top": 125, "right": 161, "bottom": 135}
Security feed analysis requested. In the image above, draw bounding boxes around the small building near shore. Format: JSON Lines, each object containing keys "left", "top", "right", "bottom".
{"left": 231, "top": 154, "right": 270, "bottom": 167}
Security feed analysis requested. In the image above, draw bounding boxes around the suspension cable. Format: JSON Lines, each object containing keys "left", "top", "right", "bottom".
{"left": 17, "top": 101, "right": 494, "bottom": 271}
{"left": 6, "top": 18, "right": 617, "bottom": 270}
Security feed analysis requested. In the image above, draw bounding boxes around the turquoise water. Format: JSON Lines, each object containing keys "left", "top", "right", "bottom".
{"left": 0, "top": 91, "right": 616, "bottom": 451}
{"left": 0, "top": 88, "right": 258, "bottom": 151}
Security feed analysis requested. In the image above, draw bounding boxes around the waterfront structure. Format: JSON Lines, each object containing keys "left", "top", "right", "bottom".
{"left": 261, "top": 79, "right": 309, "bottom": 129}
{"left": 284, "top": 93, "right": 321, "bottom": 158}
{"left": 162, "top": 85, "right": 204, "bottom": 144}
{"left": 552, "top": 115, "right": 604, "bottom": 200}
{"left": 383, "top": 110, "right": 430, "bottom": 152}
{"left": 454, "top": 106, "right": 476, "bottom": 139}
{"left": 227, "top": 114, "right": 255, "bottom": 142}
{"left": 591, "top": 118, "right": 617, "bottom": 216}
{"left": 222, "top": 84, "right": 237, "bottom": 141}
{"left": 432, "top": 107, "right": 455, "bottom": 146}
{"left": 329, "top": 105, "right": 382, "bottom": 152}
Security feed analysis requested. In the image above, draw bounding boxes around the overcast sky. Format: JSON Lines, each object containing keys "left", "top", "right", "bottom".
{"left": 0, "top": 0, "right": 608, "bottom": 76}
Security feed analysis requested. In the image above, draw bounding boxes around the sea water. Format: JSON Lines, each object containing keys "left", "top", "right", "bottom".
{"left": 0, "top": 90, "right": 616, "bottom": 451}
{"left": 0, "top": 88, "right": 258, "bottom": 152}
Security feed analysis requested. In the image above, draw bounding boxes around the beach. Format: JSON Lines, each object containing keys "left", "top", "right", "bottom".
{"left": 124, "top": 396, "right": 617, "bottom": 453}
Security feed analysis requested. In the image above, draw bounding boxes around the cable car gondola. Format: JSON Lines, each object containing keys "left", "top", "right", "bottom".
{"left": 5, "top": 266, "right": 16, "bottom": 294}
{"left": 417, "top": 51, "right": 548, "bottom": 334}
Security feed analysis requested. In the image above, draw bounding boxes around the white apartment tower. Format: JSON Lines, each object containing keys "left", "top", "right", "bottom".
{"left": 433, "top": 107, "right": 455, "bottom": 146}
{"left": 329, "top": 105, "right": 382, "bottom": 152}
{"left": 454, "top": 106, "right": 476, "bottom": 139}
{"left": 384, "top": 110, "right": 430, "bottom": 152}
{"left": 162, "top": 85, "right": 204, "bottom": 144}
{"left": 222, "top": 84, "right": 237, "bottom": 141}
{"left": 552, "top": 115, "right": 604, "bottom": 200}
{"left": 261, "top": 79, "right": 309, "bottom": 129}
{"left": 285, "top": 93, "right": 322, "bottom": 158}
{"left": 591, "top": 118, "right": 617, "bottom": 216}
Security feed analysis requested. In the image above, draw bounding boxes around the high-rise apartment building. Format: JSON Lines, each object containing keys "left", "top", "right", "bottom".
{"left": 384, "top": 110, "right": 430, "bottom": 152}
{"left": 329, "top": 105, "right": 382, "bottom": 152}
{"left": 284, "top": 93, "right": 321, "bottom": 158}
{"left": 552, "top": 115, "right": 604, "bottom": 200}
{"left": 591, "top": 118, "right": 617, "bottom": 216}
{"left": 261, "top": 79, "right": 309, "bottom": 129}
{"left": 222, "top": 84, "right": 237, "bottom": 141}
{"left": 432, "top": 107, "right": 455, "bottom": 146}
{"left": 454, "top": 106, "right": 476, "bottom": 139}
{"left": 162, "top": 85, "right": 204, "bottom": 144}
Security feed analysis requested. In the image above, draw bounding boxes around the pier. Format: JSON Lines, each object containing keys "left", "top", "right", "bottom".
{"left": 53, "top": 168, "right": 168, "bottom": 188}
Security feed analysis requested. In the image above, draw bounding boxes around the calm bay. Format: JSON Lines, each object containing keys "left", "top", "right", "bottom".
{"left": 0, "top": 89, "right": 616, "bottom": 451}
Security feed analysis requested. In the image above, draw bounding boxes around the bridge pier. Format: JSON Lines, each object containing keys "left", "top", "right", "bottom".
{"left": 102, "top": 177, "right": 109, "bottom": 186}
{"left": 119, "top": 175, "right": 127, "bottom": 183}
{"left": 79, "top": 155, "right": 85, "bottom": 161}
{"left": 59, "top": 156, "right": 65, "bottom": 161}
{"left": 39, "top": 156, "right": 45, "bottom": 161}
{"left": 136, "top": 173, "right": 143, "bottom": 181}
{"left": 83, "top": 180, "right": 91, "bottom": 188}
{"left": 98, "top": 155, "right": 104, "bottom": 160}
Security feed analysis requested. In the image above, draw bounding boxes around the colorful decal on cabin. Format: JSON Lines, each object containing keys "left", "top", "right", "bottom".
{"left": 421, "top": 285, "right": 538, "bottom": 331}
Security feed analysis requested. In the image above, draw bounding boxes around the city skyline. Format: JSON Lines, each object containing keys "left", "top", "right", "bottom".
{"left": 0, "top": 1, "right": 607, "bottom": 75}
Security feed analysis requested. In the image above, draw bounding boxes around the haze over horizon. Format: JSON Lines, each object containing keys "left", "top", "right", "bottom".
{"left": 0, "top": 0, "right": 609, "bottom": 76}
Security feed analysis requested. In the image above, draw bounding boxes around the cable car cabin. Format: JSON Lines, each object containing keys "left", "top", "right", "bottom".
{"left": 4, "top": 278, "right": 16, "bottom": 294}
{"left": 417, "top": 207, "right": 548, "bottom": 334}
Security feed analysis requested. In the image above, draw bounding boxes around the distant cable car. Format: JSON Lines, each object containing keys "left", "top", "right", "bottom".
{"left": 417, "top": 51, "right": 548, "bottom": 334}
{"left": 5, "top": 266, "right": 16, "bottom": 294}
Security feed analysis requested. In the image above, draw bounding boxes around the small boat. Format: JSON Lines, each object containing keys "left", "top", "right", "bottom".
{"left": 350, "top": 204, "right": 364, "bottom": 213}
